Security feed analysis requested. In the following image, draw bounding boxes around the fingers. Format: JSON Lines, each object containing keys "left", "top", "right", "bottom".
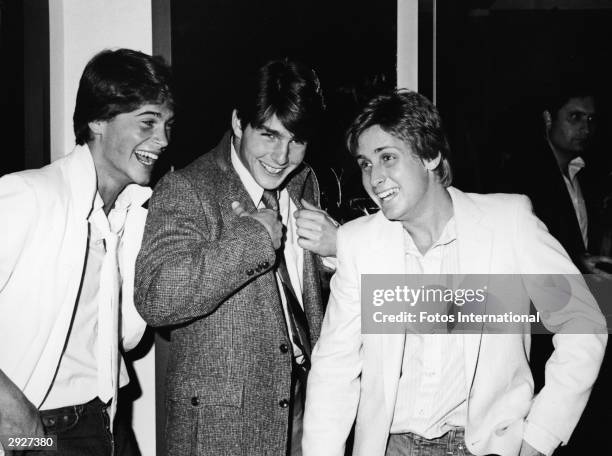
{"left": 297, "top": 226, "right": 321, "bottom": 242}
{"left": 594, "top": 255, "right": 612, "bottom": 265}
{"left": 300, "top": 198, "right": 322, "bottom": 212}
{"left": 296, "top": 217, "right": 324, "bottom": 233}
{"left": 232, "top": 201, "right": 248, "bottom": 217}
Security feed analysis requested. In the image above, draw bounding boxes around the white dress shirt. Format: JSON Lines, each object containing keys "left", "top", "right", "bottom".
{"left": 41, "top": 185, "right": 150, "bottom": 409}
{"left": 390, "top": 218, "right": 468, "bottom": 438}
{"left": 562, "top": 156, "right": 588, "bottom": 248}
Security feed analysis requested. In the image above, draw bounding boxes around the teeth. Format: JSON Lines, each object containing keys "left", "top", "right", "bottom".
{"left": 376, "top": 188, "right": 399, "bottom": 200}
{"left": 135, "top": 150, "right": 159, "bottom": 166}
{"left": 260, "top": 161, "right": 284, "bottom": 174}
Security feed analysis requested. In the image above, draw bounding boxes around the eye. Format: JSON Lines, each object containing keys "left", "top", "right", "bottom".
{"left": 357, "top": 160, "right": 371, "bottom": 171}
{"left": 291, "top": 138, "right": 306, "bottom": 146}
{"left": 261, "top": 132, "right": 276, "bottom": 140}
{"left": 381, "top": 153, "right": 396, "bottom": 163}
{"left": 141, "top": 119, "right": 156, "bottom": 128}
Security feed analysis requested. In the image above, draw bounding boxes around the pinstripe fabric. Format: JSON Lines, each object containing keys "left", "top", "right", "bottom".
{"left": 390, "top": 218, "right": 468, "bottom": 438}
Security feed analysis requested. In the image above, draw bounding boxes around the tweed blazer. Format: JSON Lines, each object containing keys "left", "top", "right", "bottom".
{"left": 135, "top": 132, "right": 327, "bottom": 456}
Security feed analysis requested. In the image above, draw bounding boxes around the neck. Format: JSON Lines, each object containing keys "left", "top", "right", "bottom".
{"left": 97, "top": 174, "right": 125, "bottom": 215}
{"left": 547, "top": 136, "right": 575, "bottom": 177}
{"left": 401, "top": 184, "right": 453, "bottom": 255}
{"left": 88, "top": 141, "right": 126, "bottom": 215}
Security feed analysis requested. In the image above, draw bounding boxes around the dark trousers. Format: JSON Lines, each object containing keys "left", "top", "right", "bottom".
{"left": 20, "top": 398, "right": 140, "bottom": 456}
{"left": 288, "top": 361, "right": 308, "bottom": 456}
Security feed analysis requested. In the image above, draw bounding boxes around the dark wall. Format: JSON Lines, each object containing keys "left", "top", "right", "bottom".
{"left": 436, "top": 6, "right": 612, "bottom": 192}
{"left": 166, "top": 0, "right": 397, "bottom": 221}
{"left": 0, "top": 0, "right": 24, "bottom": 176}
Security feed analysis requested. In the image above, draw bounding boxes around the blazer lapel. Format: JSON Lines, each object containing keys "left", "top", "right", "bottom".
{"left": 287, "top": 165, "right": 324, "bottom": 341}
{"left": 368, "top": 213, "right": 408, "bottom": 416}
{"left": 448, "top": 187, "right": 492, "bottom": 391}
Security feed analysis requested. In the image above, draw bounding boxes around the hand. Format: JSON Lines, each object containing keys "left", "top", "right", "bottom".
{"left": 579, "top": 253, "right": 612, "bottom": 279}
{"left": 294, "top": 199, "right": 339, "bottom": 257}
{"left": 232, "top": 201, "right": 283, "bottom": 250}
{"left": 0, "top": 371, "right": 45, "bottom": 439}
{"left": 519, "top": 440, "right": 545, "bottom": 456}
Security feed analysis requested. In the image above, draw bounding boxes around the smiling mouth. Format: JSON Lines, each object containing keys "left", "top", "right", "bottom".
{"left": 259, "top": 160, "right": 285, "bottom": 175}
{"left": 376, "top": 187, "right": 399, "bottom": 202}
{"left": 134, "top": 150, "right": 159, "bottom": 166}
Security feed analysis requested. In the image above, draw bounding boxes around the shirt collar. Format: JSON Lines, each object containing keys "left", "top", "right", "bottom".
{"left": 568, "top": 156, "right": 585, "bottom": 181}
{"left": 230, "top": 139, "right": 265, "bottom": 206}
{"left": 404, "top": 217, "right": 457, "bottom": 256}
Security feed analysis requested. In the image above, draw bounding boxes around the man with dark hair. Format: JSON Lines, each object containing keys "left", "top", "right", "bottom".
{"left": 135, "top": 58, "right": 337, "bottom": 456}
{"left": 506, "top": 83, "right": 610, "bottom": 273}
{"left": 303, "top": 90, "right": 606, "bottom": 456}
{"left": 0, "top": 48, "right": 174, "bottom": 455}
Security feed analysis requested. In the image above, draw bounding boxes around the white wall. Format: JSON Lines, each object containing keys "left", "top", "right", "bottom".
{"left": 397, "top": 0, "right": 419, "bottom": 91}
{"left": 48, "top": 2, "right": 156, "bottom": 455}
{"left": 49, "top": 0, "right": 153, "bottom": 161}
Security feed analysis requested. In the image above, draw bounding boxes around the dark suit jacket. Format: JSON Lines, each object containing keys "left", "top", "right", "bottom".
{"left": 504, "top": 136, "right": 604, "bottom": 269}
{"left": 135, "top": 132, "right": 327, "bottom": 456}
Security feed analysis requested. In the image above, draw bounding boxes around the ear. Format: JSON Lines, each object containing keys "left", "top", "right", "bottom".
{"left": 231, "top": 109, "right": 243, "bottom": 139}
{"left": 424, "top": 152, "right": 442, "bottom": 171}
{"left": 543, "top": 110, "right": 552, "bottom": 130}
{"left": 88, "top": 120, "right": 106, "bottom": 137}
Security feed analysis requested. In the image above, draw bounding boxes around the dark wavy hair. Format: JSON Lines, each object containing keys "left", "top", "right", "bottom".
{"left": 234, "top": 58, "right": 325, "bottom": 142}
{"left": 346, "top": 89, "right": 452, "bottom": 187}
{"left": 73, "top": 48, "right": 174, "bottom": 145}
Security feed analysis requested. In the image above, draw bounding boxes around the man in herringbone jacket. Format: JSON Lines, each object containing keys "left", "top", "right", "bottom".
{"left": 135, "top": 59, "right": 336, "bottom": 456}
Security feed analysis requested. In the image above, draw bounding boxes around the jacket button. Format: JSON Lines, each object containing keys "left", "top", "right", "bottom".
{"left": 261, "top": 261, "right": 269, "bottom": 269}
{"left": 279, "top": 399, "right": 289, "bottom": 408}
{"left": 246, "top": 269, "right": 254, "bottom": 276}
{"left": 279, "top": 343, "right": 289, "bottom": 353}
{"left": 191, "top": 396, "right": 199, "bottom": 406}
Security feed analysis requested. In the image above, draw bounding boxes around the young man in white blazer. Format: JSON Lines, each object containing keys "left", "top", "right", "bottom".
{"left": 0, "top": 49, "right": 174, "bottom": 455}
{"left": 302, "top": 90, "right": 607, "bottom": 456}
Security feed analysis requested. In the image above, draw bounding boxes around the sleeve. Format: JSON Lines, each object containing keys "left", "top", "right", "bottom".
{"left": 0, "top": 174, "right": 37, "bottom": 294}
{"left": 513, "top": 195, "right": 608, "bottom": 453}
{"left": 302, "top": 225, "right": 363, "bottom": 456}
{"left": 134, "top": 171, "right": 277, "bottom": 327}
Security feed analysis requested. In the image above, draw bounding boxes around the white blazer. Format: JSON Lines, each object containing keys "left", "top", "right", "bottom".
{"left": 303, "top": 187, "right": 607, "bottom": 456}
{"left": 0, "top": 145, "right": 148, "bottom": 408}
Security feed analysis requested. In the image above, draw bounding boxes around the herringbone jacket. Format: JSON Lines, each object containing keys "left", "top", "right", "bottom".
{"left": 135, "top": 132, "right": 327, "bottom": 455}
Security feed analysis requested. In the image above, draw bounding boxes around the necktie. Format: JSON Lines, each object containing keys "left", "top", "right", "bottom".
{"left": 96, "top": 229, "right": 121, "bottom": 428}
{"left": 261, "top": 190, "right": 312, "bottom": 367}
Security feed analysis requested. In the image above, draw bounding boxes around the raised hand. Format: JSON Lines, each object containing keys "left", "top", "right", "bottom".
{"left": 232, "top": 201, "right": 283, "bottom": 250}
{"left": 294, "top": 199, "right": 339, "bottom": 257}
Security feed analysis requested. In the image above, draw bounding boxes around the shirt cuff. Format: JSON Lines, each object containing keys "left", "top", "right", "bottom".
{"left": 322, "top": 256, "right": 337, "bottom": 270}
{"left": 523, "top": 420, "right": 562, "bottom": 455}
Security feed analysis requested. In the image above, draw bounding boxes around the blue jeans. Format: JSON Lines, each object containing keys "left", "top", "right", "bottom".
{"left": 21, "top": 398, "right": 139, "bottom": 456}
{"left": 386, "top": 428, "right": 475, "bottom": 456}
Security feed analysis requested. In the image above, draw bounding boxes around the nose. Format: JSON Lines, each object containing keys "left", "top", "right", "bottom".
{"left": 154, "top": 124, "right": 169, "bottom": 149}
{"left": 271, "top": 140, "right": 290, "bottom": 165}
{"left": 370, "top": 164, "right": 385, "bottom": 188}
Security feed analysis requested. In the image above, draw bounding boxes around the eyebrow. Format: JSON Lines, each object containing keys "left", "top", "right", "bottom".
{"left": 261, "top": 126, "right": 283, "bottom": 136}
{"left": 137, "top": 111, "right": 162, "bottom": 117}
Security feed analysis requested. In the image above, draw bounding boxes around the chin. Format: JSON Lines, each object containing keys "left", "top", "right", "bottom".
{"left": 255, "top": 173, "right": 286, "bottom": 191}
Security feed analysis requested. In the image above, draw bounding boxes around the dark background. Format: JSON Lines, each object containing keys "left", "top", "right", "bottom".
{"left": 164, "top": 0, "right": 398, "bottom": 222}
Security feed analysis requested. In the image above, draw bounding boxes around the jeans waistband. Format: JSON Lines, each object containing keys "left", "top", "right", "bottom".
{"left": 394, "top": 427, "right": 465, "bottom": 444}
{"left": 39, "top": 397, "right": 108, "bottom": 424}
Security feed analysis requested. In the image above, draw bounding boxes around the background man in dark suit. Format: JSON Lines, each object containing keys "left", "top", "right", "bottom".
{"left": 504, "top": 84, "right": 611, "bottom": 273}
{"left": 135, "top": 58, "right": 337, "bottom": 456}
{"left": 500, "top": 82, "right": 612, "bottom": 454}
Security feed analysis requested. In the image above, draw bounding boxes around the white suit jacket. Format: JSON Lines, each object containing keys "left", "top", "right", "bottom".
{"left": 0, "top": 145, "right": 148, "bottom": 408}
{"left": 303, "top": 187, "right": 607, "bottom": 456}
